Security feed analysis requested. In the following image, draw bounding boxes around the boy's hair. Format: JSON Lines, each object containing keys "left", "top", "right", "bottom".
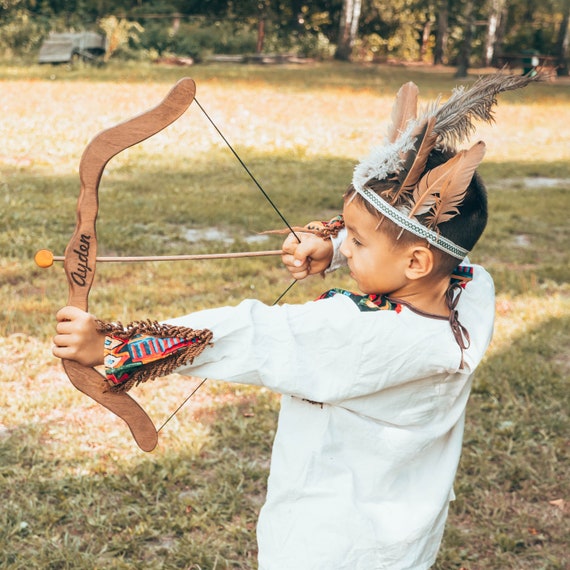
{"left": 345, "top": 148, "right": 488, "bottom": 276}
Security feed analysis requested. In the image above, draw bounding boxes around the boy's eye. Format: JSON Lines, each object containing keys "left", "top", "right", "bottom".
{"left": 352, "top": 237, "right": 362, "bottom": 247}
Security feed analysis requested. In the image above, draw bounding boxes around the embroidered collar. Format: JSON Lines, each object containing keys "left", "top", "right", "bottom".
{"left": 317, "top": 265, "right": 473, "bottom": 313}
{"left": 317, "top": 288, "right": 402, "bottom": 313}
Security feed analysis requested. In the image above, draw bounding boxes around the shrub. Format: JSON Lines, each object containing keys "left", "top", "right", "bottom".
{"left": 0, "top": 9, "right": 49, "bottom": 58}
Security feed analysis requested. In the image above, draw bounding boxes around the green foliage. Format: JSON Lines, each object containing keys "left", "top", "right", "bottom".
{"left": 0, "top": 8, "right": 49, "bottom": 57}
{"left": 99, "top": 16, "right": 143, "bottom": 61}
{"left": 501, "top": 0, "right": 563, "bottom": 55}
{"left": 1, "top": 0, "right": 570, "bottom": 66}
{"left": 138, "top": 20, "right": 258, "bottom": 60}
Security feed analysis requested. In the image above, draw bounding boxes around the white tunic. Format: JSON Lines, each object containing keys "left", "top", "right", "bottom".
{"left": 169, "top": 262, "right": 495, "bottom": 569}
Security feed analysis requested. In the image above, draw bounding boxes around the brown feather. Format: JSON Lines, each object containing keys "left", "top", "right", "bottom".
{"left": 386, "top": 81, "right": 419, "bottom": 143}
{"left": 392, "top": 73, "right": 538, "bottom": 207}
{"left": 407, "top": 141, "right": 485, "bottom": 225}
{"left": 433, "top": 72, "right": 543, "bottom": 148}
{"left": 393, "top": 115, "right": 438, "bottom": 203}
{"left": 408, "top": 152, "right": 465, "bottom": 218}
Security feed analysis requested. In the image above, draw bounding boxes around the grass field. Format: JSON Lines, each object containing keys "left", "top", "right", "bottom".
{"left": 0, "top": 61, "right": 569, "bottom": 569}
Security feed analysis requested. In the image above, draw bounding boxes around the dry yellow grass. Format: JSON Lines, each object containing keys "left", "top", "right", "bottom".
{"left": 3, "top": 77, "right": 570, "bottom": 177}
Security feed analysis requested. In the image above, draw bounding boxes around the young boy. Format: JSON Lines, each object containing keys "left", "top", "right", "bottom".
{"left": 53, "top": 74, "right": 535, "bottom": 569}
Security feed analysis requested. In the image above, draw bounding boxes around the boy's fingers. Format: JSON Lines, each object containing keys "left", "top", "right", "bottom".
{"left": 293, "top": 240, "right": 315, "bottom": 262}
{"left": 56, "top": 305, "right": 83, "bottom": 322}
{"left": 281, "top": 233, "right": 299, "bottom": 254}
{"left": 290, "top": 268, "right": 309, "bottom": 280}
{"left": 55, "top": 321, "right": 70, "bottom": 335}
{"left": 53, "top": 331, "right": 76, "bottom": 348}
{"left": 52, "top": 343, "right": 79, "bottom": 360}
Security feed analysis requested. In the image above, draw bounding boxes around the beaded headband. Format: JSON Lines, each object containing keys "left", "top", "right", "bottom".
{"left": 352, "top": 73, "right": 541, "bottom": 259}
{"left": 355, "top": 186, "right": 470, "bottom": 259}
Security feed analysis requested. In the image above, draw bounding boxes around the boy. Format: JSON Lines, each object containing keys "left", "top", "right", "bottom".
{"left": 53, "top": 74, "right": 535, "bottom": 569}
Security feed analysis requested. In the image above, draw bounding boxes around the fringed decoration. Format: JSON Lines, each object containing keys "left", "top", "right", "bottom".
{"left": 95, "top": 319, "right": 213, "bottom": 392}
{"left": 263, "top": 215, "right": 345, "bottom": 240}
{"left": 305, "top": 215, "right": 345, "bottom": 239}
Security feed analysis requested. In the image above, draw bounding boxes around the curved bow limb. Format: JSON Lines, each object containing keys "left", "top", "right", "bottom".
{"left": 63, "top": 78, "right": 196, "bottom": 452}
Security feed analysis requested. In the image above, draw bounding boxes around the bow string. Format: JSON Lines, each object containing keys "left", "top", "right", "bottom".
{"left": 61, "top": 77, "right": 298, "bottom": 451}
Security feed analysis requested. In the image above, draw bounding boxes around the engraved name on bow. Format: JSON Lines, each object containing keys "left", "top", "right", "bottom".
{"left": 70, "top": 234, "right": 93, "bottom": 286}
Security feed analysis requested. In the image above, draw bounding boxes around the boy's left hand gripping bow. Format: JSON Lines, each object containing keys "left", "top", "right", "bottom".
{"left": 62, "top": 78, "right": 197, "bottom": 452}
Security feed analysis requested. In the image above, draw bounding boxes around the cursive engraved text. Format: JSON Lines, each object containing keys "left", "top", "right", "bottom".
{"left": 70, "top": 234, "right": 93, "bottom": 286}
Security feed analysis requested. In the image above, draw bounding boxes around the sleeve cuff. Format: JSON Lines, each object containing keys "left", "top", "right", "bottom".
{"left": 325, "top": 227, "right": 348, "bottom": 273}
{"left": 96, "top": 319, "right": 213, "bottom": 392}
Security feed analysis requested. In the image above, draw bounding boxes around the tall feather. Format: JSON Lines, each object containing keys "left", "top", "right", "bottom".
{"left": 410, "top": 141, "right": 486, "bottom": 227}
{"left": 392, "top": 115, "right": 438, "bottom": 203}
{"left": 432, "top": 73, "right": 542, "bottom": 148}
{"left": 386, "top": 81, "right": 419, "bottom": 143}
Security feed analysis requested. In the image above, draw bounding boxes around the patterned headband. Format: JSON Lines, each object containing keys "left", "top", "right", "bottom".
{"left": 354, "top": 185, "right": 469, "bottom": 259}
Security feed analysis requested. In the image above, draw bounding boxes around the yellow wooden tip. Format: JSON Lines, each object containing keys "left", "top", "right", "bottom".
{"left": 34, "top": 249, "right": 54, "bottom": 268}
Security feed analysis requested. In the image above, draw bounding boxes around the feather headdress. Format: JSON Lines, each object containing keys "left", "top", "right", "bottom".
{"left": 352, "top": 72, "right": 542, "bottom": 258}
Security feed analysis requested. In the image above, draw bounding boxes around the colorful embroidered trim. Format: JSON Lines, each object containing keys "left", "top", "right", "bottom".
{"left": 451, "top": 264, "right": 473, "bottom": 286}
{"left": 317, "top": 288, "right": 402, "bottom": 313}
{"left": 305, "top": 215, "right": 345, "bottom": 239}
{"left": 96, "top": 320, "right": 213, "bottom": 392}
{"left": 261, "top": 215, "right": 345, "bottom": 240}
{"left": 317, "top": 265, "right": 473, "bottom": 312}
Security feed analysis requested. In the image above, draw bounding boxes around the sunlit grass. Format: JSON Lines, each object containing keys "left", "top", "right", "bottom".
{"left": 0, "top": 62, "right": 568, "bottom": 569}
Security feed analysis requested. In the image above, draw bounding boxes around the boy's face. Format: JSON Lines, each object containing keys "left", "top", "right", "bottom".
{"left": 340, "top": 198, "right": 411, "bottom": 296}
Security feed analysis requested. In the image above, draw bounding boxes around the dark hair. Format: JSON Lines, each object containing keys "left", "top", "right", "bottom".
{"left": 345, "top": 147, "right": 488, "bottom": 276}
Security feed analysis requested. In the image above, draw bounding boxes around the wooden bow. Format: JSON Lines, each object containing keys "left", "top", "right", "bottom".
{"left": 62, "top": 78, "right": 197, "bottom": 452}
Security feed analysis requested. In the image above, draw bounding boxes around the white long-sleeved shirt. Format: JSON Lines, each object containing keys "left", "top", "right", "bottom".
{"left": 168, "top": 254, "right": 495, "bottom": 569}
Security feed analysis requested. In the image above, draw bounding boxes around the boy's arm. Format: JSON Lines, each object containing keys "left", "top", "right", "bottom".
{"left": 53, "top": 305, "right": 212, "bottom": 392}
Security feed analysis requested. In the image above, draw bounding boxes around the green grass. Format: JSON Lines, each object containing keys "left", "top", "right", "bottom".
{"left": 0, "top": 62, "right": 569, "bottom": 569}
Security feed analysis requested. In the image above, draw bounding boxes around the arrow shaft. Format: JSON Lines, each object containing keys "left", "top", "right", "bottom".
{"left": 50, "top": 249, "right": 283, "bottom": 263}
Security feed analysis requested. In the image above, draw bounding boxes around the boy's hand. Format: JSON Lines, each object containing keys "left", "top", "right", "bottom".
{"left": 281, "top": 230, "right": 334, "bottom": 280}
{"left": 53, "top": 306, "right": 105, "bottom": 367}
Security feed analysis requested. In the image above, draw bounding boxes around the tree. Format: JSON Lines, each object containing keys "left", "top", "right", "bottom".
{"left": 455, "top": 0, "right": 475, "bottom": 77}
{"left": 334, "top": 0, "right": 362, "bottom": 60}
{"left": 98, "top": 15, "right": 143, "bottom": 61}
{"left": 555, "top": 0, "right": 570, "bottom": 75}
{"left": 433, "top": 0, "right": 449, "bottom": 65}
{"left": 483, "top": 0, "right": 505, "bottom": 67}
{"left": 490, "top": 0, "right": 509, "bottom": 66}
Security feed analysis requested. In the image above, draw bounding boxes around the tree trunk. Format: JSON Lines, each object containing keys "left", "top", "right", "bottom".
{"left": 555, "top": 1, "right": 570, "bottom": 76}
{"left": 484, "top": 0, "right": 503, "bottom": 67}
{"left": 433, "top": 0, "right": 449, "bottom": 65}
{"left": 455, "top": 0, "right": 475, "bottom": 78}
{"left": 491, "top": 1, "right": 509, "bottom": 67}
{"left": 256, "top": 13, "right": 266, "bottom": 54}
{"left": 420, "top": 17, "right": 433, "bottom": 62}
{"left": 334, "top": 0, "right": 362, "bottom": 61}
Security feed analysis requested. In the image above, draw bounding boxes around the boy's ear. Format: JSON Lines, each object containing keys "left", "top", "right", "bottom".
{"left": 404, "top": 245, "right": 435, "bottom": 280}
